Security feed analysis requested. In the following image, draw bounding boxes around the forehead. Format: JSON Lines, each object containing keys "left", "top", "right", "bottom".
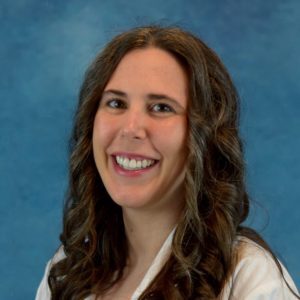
{"left": 104, "top": 47, "right": 189, "bottom": 106}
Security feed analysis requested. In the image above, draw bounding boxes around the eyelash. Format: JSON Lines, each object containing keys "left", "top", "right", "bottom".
{"left": 105, "top": 99, "right": 127, "bottom": 109}
{"left": 104, "top": 99, "right": 175, "bottom": 114}
{"left": 149, "top": 103, "right": 175, "bottom": 113}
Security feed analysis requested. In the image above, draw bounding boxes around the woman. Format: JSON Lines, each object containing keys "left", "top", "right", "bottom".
{"left": 36, "top": 26, "right": 299, "bottom": 299}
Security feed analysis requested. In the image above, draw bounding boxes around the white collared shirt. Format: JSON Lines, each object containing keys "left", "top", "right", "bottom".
{"left": 36, "top": 230, "right": 299, "bottom": 300}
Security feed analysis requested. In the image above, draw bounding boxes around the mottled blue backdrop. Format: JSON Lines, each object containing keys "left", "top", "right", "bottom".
{"left": 0, "top": 0, "right": 299, "bottom": 299}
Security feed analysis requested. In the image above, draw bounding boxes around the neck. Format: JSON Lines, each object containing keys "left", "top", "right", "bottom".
{"left": 122, "top": 205, "right": 181, "bottom": 268}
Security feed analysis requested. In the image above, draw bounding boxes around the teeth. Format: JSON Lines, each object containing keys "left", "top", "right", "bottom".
{"left": 115, "top": 155, "right": 155, "bottom": 170}
{"left": 142, "top": 159, "right": 148, "bottom": 168}
{"left": 129, "top": 159, "right": 136, "bottom": 169}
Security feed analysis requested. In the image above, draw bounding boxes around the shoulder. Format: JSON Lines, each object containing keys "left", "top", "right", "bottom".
{"left": 35, "top": 246, "right": 66, "bottom": 300}
{"left": 220, "top": 237, "right": 299, "bottom": 299}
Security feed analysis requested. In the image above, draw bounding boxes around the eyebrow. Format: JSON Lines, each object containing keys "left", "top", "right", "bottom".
{"left": 102, "top": 89, "right": 127, "bottom": 97}
{"left": 102, "top": 89, "right": 184, "bottom": 108}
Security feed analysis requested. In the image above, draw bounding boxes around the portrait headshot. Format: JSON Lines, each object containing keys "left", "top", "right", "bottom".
{"left": 0, "top": 1, "right": 299, "bottom": 299}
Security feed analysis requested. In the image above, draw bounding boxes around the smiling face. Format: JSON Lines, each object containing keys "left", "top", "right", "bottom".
{"left": 92, "top": 47, "right": 188, "bottom": 213}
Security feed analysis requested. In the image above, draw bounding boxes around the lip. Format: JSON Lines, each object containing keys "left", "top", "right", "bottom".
{"left": 111, "top": 153, "right": 159, "bottom": 177}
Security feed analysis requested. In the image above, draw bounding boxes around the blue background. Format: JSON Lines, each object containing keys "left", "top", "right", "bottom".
{"left": 0, "top": 0, "right": 299, "bottom": 298}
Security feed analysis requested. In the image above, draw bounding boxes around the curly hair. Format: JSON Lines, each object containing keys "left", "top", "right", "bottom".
{"left": 48, "top": 26, "right": 297, "bottom": 299}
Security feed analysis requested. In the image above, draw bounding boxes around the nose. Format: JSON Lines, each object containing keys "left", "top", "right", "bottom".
{"left": 121, "top": 108, "right": 147, "bottom": 140}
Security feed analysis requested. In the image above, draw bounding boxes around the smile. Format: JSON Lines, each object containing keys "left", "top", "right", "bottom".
{"left": 115, "top": 155, "right": 156, "bottom": 171}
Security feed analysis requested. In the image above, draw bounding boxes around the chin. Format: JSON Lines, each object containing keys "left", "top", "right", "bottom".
{"left": 108, "top": 190, "right": 153, "bottom": 210}
{"left": 113, "top": 197, "right": 151, "bottom": 210}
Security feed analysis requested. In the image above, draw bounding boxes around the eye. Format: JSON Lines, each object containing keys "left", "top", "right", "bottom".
{"left": 105, "top": 98, "right": 127, "bottom": 109}
{"left": 150, "top": 103, "right": 175, "bottom": 113}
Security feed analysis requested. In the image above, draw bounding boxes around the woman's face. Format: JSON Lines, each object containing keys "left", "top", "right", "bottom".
{"left": 92, "top": 47, "right": 188, "bottom": 212}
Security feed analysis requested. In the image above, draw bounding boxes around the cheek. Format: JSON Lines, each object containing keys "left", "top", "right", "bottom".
{"left": 168, "top": 120, "right": 187, "bottom": 153}
{"left": 152, "top": 119, "right": 187, "bottom": 159}
{"left": 93, "top": 112, "right": 115, "bottom": 149}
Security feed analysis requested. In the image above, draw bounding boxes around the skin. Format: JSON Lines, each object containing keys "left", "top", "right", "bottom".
{"left": 93, "top": 47, "right": 189, "bottom": 214}
{"left": 92, "top": 47, "right": 189, "bottom": 299}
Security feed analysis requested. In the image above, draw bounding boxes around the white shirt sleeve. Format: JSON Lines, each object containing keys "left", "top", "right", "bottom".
{"left": 35, "top": 260, "right": 52, "bottom": 300}
{"left": 221, "top": 238, "right": 299, "bottom": 300}
{"left": 35, "top": 247, "right": 66, "bottom": 300}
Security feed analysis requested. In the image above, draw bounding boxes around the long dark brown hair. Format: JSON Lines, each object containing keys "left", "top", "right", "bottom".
{"left": 48, "top": 25, "right": 298, "bottom": 299}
